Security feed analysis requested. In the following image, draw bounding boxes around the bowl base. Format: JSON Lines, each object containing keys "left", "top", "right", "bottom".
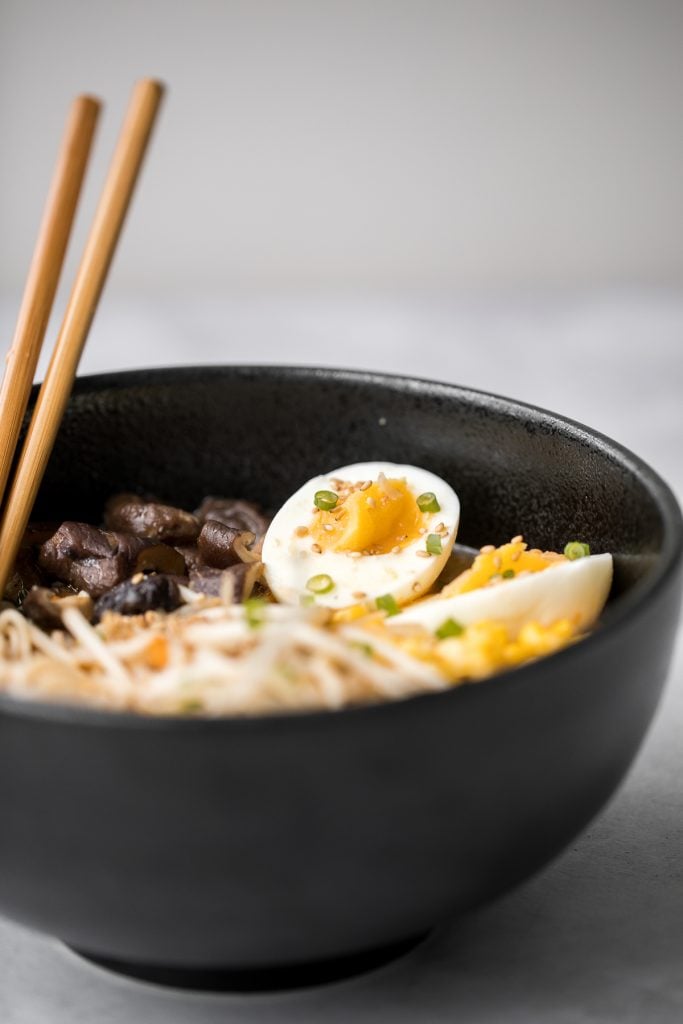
{"left": 68, "top": 932, "right": 430, "bottom": 992}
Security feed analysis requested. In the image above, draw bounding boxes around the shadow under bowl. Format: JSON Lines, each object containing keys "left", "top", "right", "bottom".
{"left": 0, "top": 365, "right": 680, "bottom": 979}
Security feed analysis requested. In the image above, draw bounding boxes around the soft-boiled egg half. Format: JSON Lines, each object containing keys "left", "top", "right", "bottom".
{"left": 262, "top": 462, "right": 460, "bottom": 609}
{"left": 390, "top": 538, "right": 613, "bottom": 635}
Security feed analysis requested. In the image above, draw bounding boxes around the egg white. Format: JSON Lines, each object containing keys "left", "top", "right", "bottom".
{"left": 390, "top": 553, "right": 613, "bottom": 634}
{"left": 262, "top": 461, "right": 460, "bottom": 609}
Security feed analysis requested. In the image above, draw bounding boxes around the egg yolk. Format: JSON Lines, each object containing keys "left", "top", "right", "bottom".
{"left": 442, "top": 538, "right": 566, "bottom": 596}
{"left": 433, "top": 617, "right": 576, "bottom": 680}
{"left": 310, "top": 477, "right": 425, "bottom": 554}
{"left": 369, "top": 616, "right": 576, "bottom": 682}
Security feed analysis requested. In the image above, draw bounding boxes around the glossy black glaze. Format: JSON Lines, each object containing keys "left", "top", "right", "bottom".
{"left": 0, "top": 366, "right": 681, "bottom": 973}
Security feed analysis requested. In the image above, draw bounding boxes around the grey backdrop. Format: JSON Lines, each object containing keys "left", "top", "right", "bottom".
{"left": 1, "top": 0, "right": 682, "bottom": 296}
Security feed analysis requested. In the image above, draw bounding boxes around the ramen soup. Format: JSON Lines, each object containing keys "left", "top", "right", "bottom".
{"left": 0, "top": 463, "right": 613, "bottom": 715}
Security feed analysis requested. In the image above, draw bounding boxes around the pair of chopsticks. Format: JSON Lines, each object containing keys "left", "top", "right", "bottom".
{"left": 0, "top": 79, "right": 164, "bottom": 596}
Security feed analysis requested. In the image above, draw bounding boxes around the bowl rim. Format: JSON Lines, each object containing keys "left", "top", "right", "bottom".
{"left": 1, "top": 363, "right": 681, "bottom": 731}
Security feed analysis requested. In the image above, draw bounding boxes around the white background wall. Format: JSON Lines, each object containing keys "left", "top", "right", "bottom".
{"left": 1, "top": 0, "right": 682, "bottom": 295}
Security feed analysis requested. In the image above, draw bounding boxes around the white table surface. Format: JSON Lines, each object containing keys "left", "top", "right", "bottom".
{"left": 0, "top": 289, "right": 681, "bottom": 1023}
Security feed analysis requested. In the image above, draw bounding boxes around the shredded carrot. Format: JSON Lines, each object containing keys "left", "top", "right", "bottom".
{"left": 143, "top": 634, "right": 168, "bottom": 669}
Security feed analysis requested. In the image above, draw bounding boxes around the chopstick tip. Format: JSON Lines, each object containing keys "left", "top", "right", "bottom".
{"left": 136, "top": 78, "right": 166, "bottom": 99}
{"left": 74, "top": 94, "right": 103, "bottom": 114}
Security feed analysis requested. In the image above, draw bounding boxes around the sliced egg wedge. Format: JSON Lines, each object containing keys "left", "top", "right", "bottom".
{"left": 262, "top": 461, "right": 460, "bottom": 609}
{"left": 390, "top": 551, "right": 613, "bottom": 636}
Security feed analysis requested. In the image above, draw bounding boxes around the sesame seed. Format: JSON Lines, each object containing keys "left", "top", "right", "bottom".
{"left": 412, "top": 581, "right": 421, "bottom": 591}
{"left": 480, "top": 544, "right": 495, "bottom": 554}
{"left": 311, "top": 543, "right": 322, "bottom": 554}
{"left": 419, "top": 527, "right": 428, "bottom": 535}
{"left": 323, "top": 524, "right": 334, "bottom": 532}
{"left": 348, "top": 551, "right": 362, "bottom": 559}
{"left": 295, "top": 526, "right": 308, "bottom": 537}
{"left": 366, "top": 496, "right": 376, "bottom": 507}
{"left": 493, "top": 555, "right": 502, "bottom": 570}
{"left": 131, "top": 572, "right": 144, "bottom": 584}
{"left": 391, "top": 545, "right": 401, "bottom": 554}
{"left": 511, "top": 535, "right": 523, "bottom": 544}
{"left": 360, "top": 480, "right": 372, "bottom": 491}
{"left": 416, "top": 550, "right": 431, "bottom": 558}
{"left": 435, "top": 522, "right": 445, "bottom": 533}
{"left": 511, "top": 550, "right": 521, "bottom": 562}
{"left": 352, "top": 591, "right": 367, "bottom": 599}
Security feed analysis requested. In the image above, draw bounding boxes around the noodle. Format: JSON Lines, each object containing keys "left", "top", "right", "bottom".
{"left": 0, "top": 518, "right": 596, "bottom": 715}
{"left": 0, "top": 599, "right": 447, "bottom": 715}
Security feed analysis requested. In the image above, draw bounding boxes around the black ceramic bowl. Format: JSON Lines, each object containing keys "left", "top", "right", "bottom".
{"left": 0, "top": 366, "right": 681, "bottom": 983}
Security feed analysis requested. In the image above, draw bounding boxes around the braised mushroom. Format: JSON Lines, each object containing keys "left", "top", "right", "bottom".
{"left": 38, "top": 522, "right": 148, "bottom": 598}
{"left": 22, "top": 587, "right": 94, "bottom": 632}
{"left": 94, "top": 574, "right": 182, "bottom": 620}
{"left": 104, "top": 494, "right": 199, "bottom": 544}
{"left": 194, "top": 497, "right": 269, "bottom": 538}
{"left": 189, "top": 560, "right": 263, "bottom": 601}
{"left": 197, "top": 520, "right": 256, "bottom": 569}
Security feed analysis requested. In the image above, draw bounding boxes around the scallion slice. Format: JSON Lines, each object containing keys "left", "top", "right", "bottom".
{"left": 435, "top": 618, "right": 465, "bottom": 640}
{"left": 351, "top": 640, "right": 374, "bottom": 657}
{"left": 376, "top": 593, "right": 400, "bottom": 616}
{"left": 564, "top": 541, "right": 591, "bottom": 560}
{"left": 306, "top": 573, "right": 335, "bottom": 595}
{"left": 180, "top": 698, "right": 204, "bottom": 714}
{"left": 426, "top": 533, "right": 442, "bottom": 556}
{"left": 244, "top": 597, "right": 266, "bottom": 629}
{"left": 416, "top": 492, "right": 440, "bottom": 513}
{"left": 314, "top": 490, "right": 338, "bottom": 511}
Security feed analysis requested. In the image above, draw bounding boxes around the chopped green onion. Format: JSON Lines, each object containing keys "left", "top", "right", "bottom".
{"left": 426, "top": 533, "right": 442, "bottom": 556}
{"left": 306, "top": 573, "right": 335, "bottom": 595}
{"left": 417, "top": 491, "right": 440, "bottom": 513}
{"left": 181, "top": 698, "right": 204, "bottom": 714}
{"left": 564, "top": 541, "right": 591, "bottom": 560}
{"left": 435, "top": 618, "right": 465, "bottom": 640}
{"left": 314, "top": 490, "right": 338, "bottom": 511}
{"left": 502, "top": 568, "right": 515, "bottom": 579}
{"left": 376, "top": 593, "right": 400, "bottom": 616}
{"left": 244, "top": 596, "right": 266, "bottom": 629}
{"left": 351, "top": 641, "right": 375, "bottom": 658}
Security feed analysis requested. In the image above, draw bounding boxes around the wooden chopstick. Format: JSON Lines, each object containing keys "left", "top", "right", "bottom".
{"left": 0, "top": 95, "right": 101, "bottom": 508}
{"left": 0, "top": 78, "right": 165, "bottom": 596}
